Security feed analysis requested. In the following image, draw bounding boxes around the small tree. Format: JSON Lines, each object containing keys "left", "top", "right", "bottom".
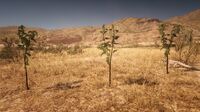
{"left": 159, "top": 23, "right": 181, "bottom": 74}
{"left": 98, "top": 24, "right": 119, "bottom": 86}
{"left": 18, "top": 25, "right": 37, "bottom": 90}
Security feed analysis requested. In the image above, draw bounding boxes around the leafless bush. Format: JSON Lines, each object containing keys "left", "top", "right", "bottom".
{"left": 0, "top": 36, "right": 22, "bottom": 61}
{"left": 67, "top": 44, "right": 83, "bottom": 55}
{"left": 173, "top": 29, "right": 200, "bottom": 64}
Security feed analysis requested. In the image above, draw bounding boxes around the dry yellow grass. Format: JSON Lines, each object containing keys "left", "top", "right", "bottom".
{"left": 0, "top": 48, "right": 200, "bottom": 112}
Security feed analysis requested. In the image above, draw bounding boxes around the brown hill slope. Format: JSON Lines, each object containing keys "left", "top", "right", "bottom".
{"left": 167, "top": 9, "right": 200, "bottom": 30}
{"left": 0, "top": 26, "right": 49, "bottom": 43}
{"left": 0, "top": 9, "right": 200, "bottom": 45}
{"left": 47, "top": 17, "right": 161, "bottom": 45}
{"left": 47, "top": 26, "right": 98, "bottom": 44}
{"left": 167, "top": 9, "right": 200, "bottom": 39}
{"left": 0, "top": 26, "right": 48, "bottom": 35}
{"left": 111, "top": 17, "right": 161, "bottom": 45}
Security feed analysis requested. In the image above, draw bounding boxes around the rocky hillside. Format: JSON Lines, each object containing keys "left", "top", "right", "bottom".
{"left": 111, "top": 18, "right": 161, "bottom": 45}
{"left": 42, "top": 17, "right": 161, "bottom": 46}
{"left": 166, "top": 9, "right": 200, "bottom": 39}
{"left": 0, "top": 26, "right": 48, "bottom": 44}
{"left": 0, "top": 9, "right": 200, "bottom": 46}
{"left": 167, "top": 9, "right": 200, "bottom": 30}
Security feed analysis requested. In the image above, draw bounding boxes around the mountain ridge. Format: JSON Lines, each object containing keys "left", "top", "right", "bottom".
{"left": 0, "top": 9, "right": 200, "bottom": 45}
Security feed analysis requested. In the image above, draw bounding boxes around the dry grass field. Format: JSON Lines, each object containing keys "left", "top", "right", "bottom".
{"left": 0, "top": 47, "right": 200, "bottom": 112}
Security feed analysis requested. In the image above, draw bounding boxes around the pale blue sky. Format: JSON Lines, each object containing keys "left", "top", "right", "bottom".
{"left": 0, "top": 0, "right": 200, "bottom": 29}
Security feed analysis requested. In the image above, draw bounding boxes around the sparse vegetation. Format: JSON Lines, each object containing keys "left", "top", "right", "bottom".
{"left": 173, "top": 28, "right": 200, "bottom": 64}
{"left": 35, "top": 43, "right": 83, "bottom": 55}
{"left": 0, "top": 9, "right": 200, "bottom": 112}
{"left": 0, "top": 35, "right": 21, "bottom": 61}
{"left": 67, "top": 44, "right": 83, "bottom": 55}
{"left": 1, "top": 48, "right": 199, "bottom": 111}
{"left": 98, "top": 24, "right": 119, "bottom": 86}
{"left": 17, "top": 25, "right": 38, "bottom": 90}
{"left": 37, "top": 44, "right": 67, "bottom": 54}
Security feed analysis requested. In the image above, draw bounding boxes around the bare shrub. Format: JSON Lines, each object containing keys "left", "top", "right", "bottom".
{"left": 173, "top": 29, "right": 200, "bottom": 64}
{"left": 0, "top": 36, "right": 21, "bottom": 61}
{"left": 67, "top": 44, "right": 83, "bottom": 55}
{"left": 159, "top": 23, "right": 181, "bottom": 74}
{"left": 125, "top": 76, "right": 158, "bottom": 86}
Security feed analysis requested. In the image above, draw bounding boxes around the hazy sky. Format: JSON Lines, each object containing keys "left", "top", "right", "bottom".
{"left": 0, "top": 0, "right": 200, "bottom": 29}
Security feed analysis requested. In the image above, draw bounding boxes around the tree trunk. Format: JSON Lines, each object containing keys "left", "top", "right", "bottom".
{"left": 108, "top": 61, "right": 111, "bottom": 87}
{"left": 108, "top": 43, "right": 114, "bottom": 87}
{"left": 166, "top": 55, "right": 169, "bottom": 74}
{"left": 24, "top": 49, "right": 29, "bottom": 90}
{"left": 25, "top": 63, "right": 29, "bottom": 90}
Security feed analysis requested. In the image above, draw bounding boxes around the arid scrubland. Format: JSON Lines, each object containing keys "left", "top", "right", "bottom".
{"left": 0, "top": 47, "right": 200, "bottom": 112}
{"left": 0, "top": 8, "right": 200, "bottom": 112}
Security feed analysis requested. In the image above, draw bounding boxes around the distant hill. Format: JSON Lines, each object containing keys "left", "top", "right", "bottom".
{"left": 166, "top": 9, "right": 200, "bottom": 39}
{"left": 0, "top": 9, "right": 200, "bottom": 46}
{"left": 167, "top": 9, "right": 200, "bottom": 30}
{"left": 47, "top": 17, "right": 161, "bottom": 46}
{"left": 0, "top": 26, "right": 49, "bottom": 44}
